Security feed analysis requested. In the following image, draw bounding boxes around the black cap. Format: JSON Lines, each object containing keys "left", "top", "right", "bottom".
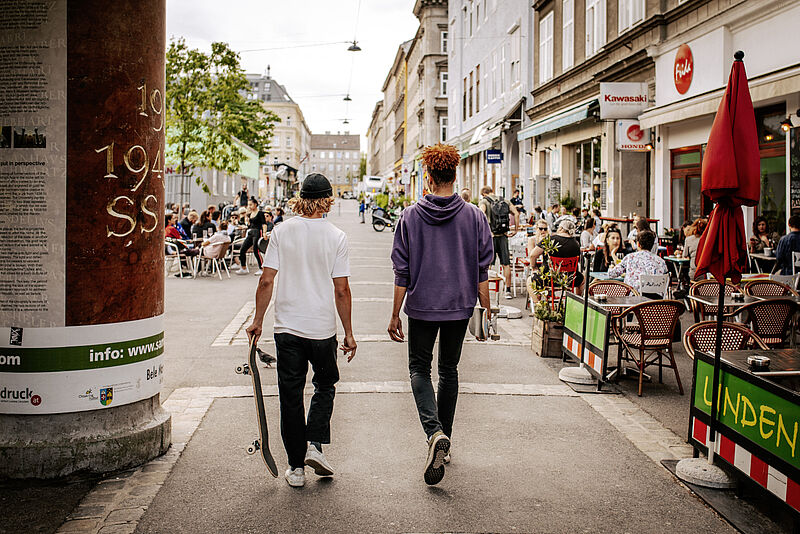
{"left": 300, "top": 173, "right": 333, "bottom": 199}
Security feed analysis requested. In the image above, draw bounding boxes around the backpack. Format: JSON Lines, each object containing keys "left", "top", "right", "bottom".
{"left": 486, "top": 196, "right": 510, "bottom": 235}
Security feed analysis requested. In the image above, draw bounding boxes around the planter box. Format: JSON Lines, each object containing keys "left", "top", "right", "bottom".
{"left": 531, "top": 318, "right": 564, "bottom": 358}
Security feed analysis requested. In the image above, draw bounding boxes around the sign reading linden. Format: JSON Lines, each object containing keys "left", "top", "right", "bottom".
{"left": 599, "top": 82, "right": 649, "bottom": 120}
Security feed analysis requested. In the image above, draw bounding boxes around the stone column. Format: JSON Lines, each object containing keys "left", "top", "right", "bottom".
{"left": 0, "top": 0, "right": 170, "bottom": 478}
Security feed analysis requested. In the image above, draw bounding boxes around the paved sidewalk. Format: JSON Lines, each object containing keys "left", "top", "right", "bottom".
{"left": 43, "top": 200, "right": 736, "bottom": 533}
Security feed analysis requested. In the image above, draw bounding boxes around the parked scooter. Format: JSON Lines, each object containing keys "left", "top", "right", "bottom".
{"left": 371, "top": 207, "right": 397, "bottom": 232}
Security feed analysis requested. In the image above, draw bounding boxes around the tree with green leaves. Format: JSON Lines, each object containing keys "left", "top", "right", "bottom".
{"left": 359, "top": 152, "right": 367, "bottom": 180}
{"left": 166, "top": 38, "right": 279, "bottom": 196}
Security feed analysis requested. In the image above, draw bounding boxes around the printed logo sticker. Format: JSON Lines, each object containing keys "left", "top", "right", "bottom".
{"left": 9, "top": 327, "right": 22, "bottom": 346}
{"left": 99, "top": 387, "right": 113, "bottom": 406}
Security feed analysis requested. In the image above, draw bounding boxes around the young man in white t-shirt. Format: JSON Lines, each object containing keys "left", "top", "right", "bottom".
{"left": 246, "top": 173, "right": 357, "bottom": 489}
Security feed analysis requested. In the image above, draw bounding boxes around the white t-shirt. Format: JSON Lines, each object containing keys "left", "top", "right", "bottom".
{"left": 262, "top": 216, "right": 350, "bottom": 339}
{"left": 202, "top": 232, "right": 231, "bottom": 258}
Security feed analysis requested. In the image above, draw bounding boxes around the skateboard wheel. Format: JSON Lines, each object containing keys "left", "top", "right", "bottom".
{"left": 252, "top": 439, "right": 261, "bottom": 451}
{"left": 247, "top": 445, "right": 255, "bottom": 454}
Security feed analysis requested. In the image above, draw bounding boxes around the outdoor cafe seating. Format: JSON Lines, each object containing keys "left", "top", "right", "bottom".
{"left": 682, "top": 321, "right": 768, "bottom": 359}
{"left": 736, "top": 299, "right": 799, "bottom": 348}
{"left": 613, "top": 299, "right": 686, "bottom": 396}
{"left": 688, "top": 279, "right": 740, "bottom": 322}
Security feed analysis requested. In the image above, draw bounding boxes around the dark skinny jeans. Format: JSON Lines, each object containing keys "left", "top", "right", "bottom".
{"left": 407, "top": 317, "right": 469, "bottom": 439}
{"left": 274, "top": 333, "right": 340, "bottom": 469}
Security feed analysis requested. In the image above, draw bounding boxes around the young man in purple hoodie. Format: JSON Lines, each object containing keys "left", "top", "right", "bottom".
{"left": 388, "top": 143, "right": 494, "bottom": 485}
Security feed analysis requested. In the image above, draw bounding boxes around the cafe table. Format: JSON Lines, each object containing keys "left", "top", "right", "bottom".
{"left": 749, "top": 252, "right": 777, "bottom": 273}
{"left": 665, "top": 255, "right": 690, "bottom": 289}
{"left": 588, "top": 295, "right": 656, "bottom": 381}
{"left": 686, "top": 293, "right": 761, "bottom": 316}
{"left": 589, "top": 271, "right": 623, "bottom": 282}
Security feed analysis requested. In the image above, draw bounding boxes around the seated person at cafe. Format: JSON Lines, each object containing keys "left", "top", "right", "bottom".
{"left": 191, "top": 210, "right": 216, "bottom": 239}
{"left": 165, "top": 214, "right": 198, "bottom": 275}
{"left": 164, "top": 213, "right": 181, "bottom": 240}
{"left": 528, "top": 220, "right": 584, "bottom": 303}
{"left": 683, "top": 217, "right": 707, "bottom": 280}
{"left": 774, "top": 215, "right": 800, "bottom": 275}
{"left": 592, "top": 227, "right": 625, "bottom": 273}
{"left": 627, "top": 217, "right": 659, "bottom": 254}
{"left": 201, "top": 221, "right": 232, "bottom": 259}
{"left": 527, "top": 220, "right": 550, "bottom": 267}
{"left": 607, "top": 230, "right": 666, "bottom": 293}
{"left": 749, "top": 215, "right": 779, "bottom": 253}
{"left": 179, "top": 210, "right": 198, "bottom": 237}
{"left": 580, "top": 217, "right": 595, "bottom": 250}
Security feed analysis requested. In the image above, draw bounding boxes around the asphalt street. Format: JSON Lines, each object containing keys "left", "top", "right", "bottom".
{"left": 132, "top": 199, "right": 732, "bottom": 533}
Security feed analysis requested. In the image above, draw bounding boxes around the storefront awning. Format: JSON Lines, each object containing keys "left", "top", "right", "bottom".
{"left": 639, "top": 64, "right": 800, "bottom": 129}
{"left": 517, "top": 98, "right": 598, "bottom": 142}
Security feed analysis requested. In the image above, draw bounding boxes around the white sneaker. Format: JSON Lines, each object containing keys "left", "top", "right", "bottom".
{"left": 231, "top": 264, "right": 242, "bottom": 272}
{"left": 254, "top": 269, "right": 263, "bottom": 276}
{"left": 285, "top": 467, "right": 305, "bottom": 487}
{"left": 304, "top": 443, "right": 334, "bottom": 476}
{"left": 504, "top": 290, "right": 513, "bottom": 300}
{"left": 423, "top": 431, "right": 450, "bottom": 485}
{"left": 236, "top": 268, "right": 250, "bottom": 275}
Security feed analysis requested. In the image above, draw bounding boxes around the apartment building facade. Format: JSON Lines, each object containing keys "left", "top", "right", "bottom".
{"left": 308, "top": 132, "right": 361, "bottom": 197}
{"left": 638, "top": 0, "right": 800, "bottom": 235}
{"left": 245, "top": 70, "right": 311, "bottom": 201}
{"left": 447, "top": 0, "right": 531, "bottom": 204}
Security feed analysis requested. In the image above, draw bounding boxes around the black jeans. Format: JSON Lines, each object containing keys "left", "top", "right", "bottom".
{"left": 274, "top": 333, "right": 340, "bottom": 469}
{"left": 240, "top": 229, "right": 262, "bottom": 269}
{"left": 407, "top": 317, "right": 469, "bottom": 439}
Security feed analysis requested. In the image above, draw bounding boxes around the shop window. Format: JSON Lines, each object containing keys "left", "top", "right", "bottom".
{"left": 756, "top": 104, "right": 787, "bottom": 234}
{"left": 576, "top": 139, "right": 603, "bottom": 209}
{"left": 670, "top": 145, "right": 711, "bottom": 227}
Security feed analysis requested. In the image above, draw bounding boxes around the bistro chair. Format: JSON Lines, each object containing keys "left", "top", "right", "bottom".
{"left": 737, "top": 299, "right": 799, "bottom": 348}
{"left": 509, "top": 240, "right": 529, "bottom": 297}
{"left": 548, "top": 255, "right": 580, "bottom": 309}
{"left": 683, "top": 321, "right": 768, "bottom": 360}
{"left": 164, "top": 240, "right": 185, "bottom": 278}
{"left": 771, "top": 273, "right": 800, "bottom": 292}
{"left": 613, "top": 300, "right": 686, "bottom": 397}
{"left": 588, "top": 280, "right": 639, "bottom": 317}
{"left": 195, "top": 242, "right": 231, "bottom": 281}
{"left": 640, "top": 273, "right": 671, "bottom": 298}
{"left": 793, "top": 252, "right": 800, "bottom": 275}
{"left": 688, "top": 279, "right": 740, "bottom": 322}
{"left": 743, "top": 279, "right": 798, "bottom": 298}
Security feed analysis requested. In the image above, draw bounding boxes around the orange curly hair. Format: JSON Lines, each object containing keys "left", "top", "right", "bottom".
{"left": 421, "top": 143, "right": 460, "bottom": 185}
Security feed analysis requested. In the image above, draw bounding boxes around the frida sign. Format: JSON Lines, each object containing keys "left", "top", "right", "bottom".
{"left": 674, "top": 44, "right": 693, "bottom": 95}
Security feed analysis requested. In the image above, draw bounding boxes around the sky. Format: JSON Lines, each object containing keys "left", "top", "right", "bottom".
{"left": 166, "top": 0, "right": 420, "bottom": 151}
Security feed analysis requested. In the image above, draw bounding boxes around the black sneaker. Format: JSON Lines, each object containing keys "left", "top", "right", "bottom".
{"left": 423, "top": 431, "right": 450, "bottom": 485}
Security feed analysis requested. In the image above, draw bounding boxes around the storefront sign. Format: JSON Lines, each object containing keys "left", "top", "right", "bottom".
{"left": 486, "top": 149, "right": 503, "bottom": 164}
{"left": 562, "top": 293, "right": 610, "bottom": 380}
{"left": 599, "top": 82, "right": 648, "bottom": 119}
{"left": 616, "top": 120, "right": 651, "bottom": 151}
{"left": 674, "top": 44, "right": 694, "bottom": 95}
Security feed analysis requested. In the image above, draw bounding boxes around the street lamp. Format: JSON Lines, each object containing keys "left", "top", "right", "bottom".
{"left": 781, "top": 117, "right": 793, "bottom": 132}
{"left": 344, "top": 94, "right": 352, "bottom": 101}
{"left": 347, "top": 40, "right": 361, "bottom": 52}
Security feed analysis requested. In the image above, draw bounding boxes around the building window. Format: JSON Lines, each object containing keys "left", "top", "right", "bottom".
{"left": 562, "top": 0, "right": 574, "bottom": 71}
{"left": 344, "top": 152, "right": 349, "bottom": 159}
{"left": 440, "top": 116, "right": 448, "bottom": 143}
{"left": 320, "top": 151, "right": 324, "bottom": 158}
{"left": 500, "top": 44, "right": 507, "bottom": 95}
{"left": 585, "top": 0, "right": 606, "bottom": 57}
{"left": 510, "top": 28, "right": 520, "bottom": 85}
{"left": 328, "top": 164, "right": 333, "bottom": 172}
{"left": 286, "top": 135, "right": 292, "bottom": 148}
{"left": 286, "top": 116, "right": 292, "bottom": 126}
{"left": 468, "top": 71, "right": 474, "bottom": 117}
{"left": 475, "top": 65, "right": 480, "bottom": 110}
{"left": 441, "top": 31, "right": 448, "bottom": 53}
{"left": 670, "top": 146, "right": 707, "bottom": 228}
{"left": 440, "top": 71, "right": 448, "bottom": 97}
{"left": 491, "top": 51, "right": 498, "bottom": 101}
{"left": 463, "top": 76, "right": 467, "bottom": 120}
{"left": 539, "top": 12, "right": 554, "bottom": 83}
{"left": 311, "top": 152, "right": 315, "bottom": 158}
{"left": 462, "top": 7, "right": 468, "bottom": 40}
{"left": 469, "top": 5, "right": 473, "bottom": 37}
{"left": 273, "top": 136, "right": 280, "bottom": 147}
{"left": 619, "top": 0, "right": 644, "bottom": 33}
{"left": 337, "top": 164, "right": 342, "bottom": 171}
{"left": 329, "top": 151, "right": 334, "bottom": 158}
{"left": 337, "top": 151, "right": 342, "bottom": 159}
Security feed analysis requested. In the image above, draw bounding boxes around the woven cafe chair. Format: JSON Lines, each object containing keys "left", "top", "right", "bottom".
{"left": 683, "top": 321, "right": 768, "bottom": 360}
{"left": 737, "top": 299, "right": 799, "bottom": 348}
{"left": 588, "top": 280, "right": 639, "bottom": 318}
{"left": 743, "top": 279, "right": 798, "bottom": 298}
{"left": 613, "top": 300, "right": 686, "bottom": 396}
{"left": 688, "top": 279, "right": 740, "bottom": 322}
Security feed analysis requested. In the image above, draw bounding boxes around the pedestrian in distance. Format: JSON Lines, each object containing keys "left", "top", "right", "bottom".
{"left": 460, "top": 188, "right": 471, "bottom": 203}
{"left": 237, "top": 185, "right": 249, "bottom": 207}
{"left": 234, "top": 197, "right": 267, "bottom": 276}
{"left": 388, "top": 143, "right": 494, "bottom": 485}
{"left": 247, "top": 173, "right": 357, "bottom": 489}
{"left": 479, "top": 185, "right": 520, "bottom": 300}
{"left": 359, "top": 198, "right": 366, "bottom": 223}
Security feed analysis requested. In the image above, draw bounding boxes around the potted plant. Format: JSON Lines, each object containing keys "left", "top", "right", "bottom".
{"left": 528, "top": 236, "right": 570, "bottom": 358}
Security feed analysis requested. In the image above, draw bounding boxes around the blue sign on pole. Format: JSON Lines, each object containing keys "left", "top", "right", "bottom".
{"left": 486, "top": 149, "right": 503, "bottom": 164}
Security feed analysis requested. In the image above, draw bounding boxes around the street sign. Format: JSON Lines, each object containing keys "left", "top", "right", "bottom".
{"left": 616, "top": 119, "right": 651, "bottom": 151}
{"left": 486, "top": 149, "right": 503, "bottom": 164}
{"left": 599, "top": 82, "right": 649, "bottom": 119}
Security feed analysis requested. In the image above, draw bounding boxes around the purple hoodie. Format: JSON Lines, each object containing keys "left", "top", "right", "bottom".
{"left": 391, "top": 194, "right": 494, "bottom": 321}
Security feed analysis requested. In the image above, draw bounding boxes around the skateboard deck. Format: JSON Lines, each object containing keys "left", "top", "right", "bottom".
{"left": 468, "top": 306, "right": 500, "bottom": 341}
{"left": 235, "top": 342, "right": 279, "bottom": 477}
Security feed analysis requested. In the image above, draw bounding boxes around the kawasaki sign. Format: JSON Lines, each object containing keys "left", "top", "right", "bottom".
{"left": 599, "top": 82, "right": 649, "bottom": 119}
{"left": 0, "top": 317, "right": 164, "bottom": 414}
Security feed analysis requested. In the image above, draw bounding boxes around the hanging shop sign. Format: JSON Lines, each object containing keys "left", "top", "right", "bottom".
{"left": 486, "top": 149, "right": 503, "bottom": 164}
{"left": 616, "top": 120, "right": 651, "bottom": 151}
{"left": 599, "top": 82, "right": 649, "bottom": 119}
{"left": 0, "top": 1, "right": 165, "bottom": 414}
{"left": 674, "top": 44, "right": 694, "bottom": 95}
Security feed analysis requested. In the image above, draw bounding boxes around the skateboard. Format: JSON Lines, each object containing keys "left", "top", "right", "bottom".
{"left": 235, "top": 342, "right": 279, "bottom": 477}
{"left": 468, "top": 306, "right": 500, "bottom": 341}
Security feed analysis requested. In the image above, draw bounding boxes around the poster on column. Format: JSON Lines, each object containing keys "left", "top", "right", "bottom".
{"left": 0, "top": 1, "right": 165, "bottom": 415}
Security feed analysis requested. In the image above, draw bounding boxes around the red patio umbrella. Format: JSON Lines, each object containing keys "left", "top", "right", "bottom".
{"left": 694, "top": 50, "right": 760, "bottom": 464}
